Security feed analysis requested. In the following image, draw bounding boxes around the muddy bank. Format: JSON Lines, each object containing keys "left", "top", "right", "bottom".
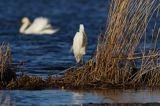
{"left": 0, "top": 58, "right": 158, "bottom": 90}
{"left": 0, "top": 67, "right": 149, "bottom": 90}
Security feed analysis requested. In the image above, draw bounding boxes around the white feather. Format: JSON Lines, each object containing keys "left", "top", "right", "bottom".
{"left": 72, "top": 24, "right": 87, "bottom": 63}
{"left": 20, "top": 17, "right": 59, "bottom": 35}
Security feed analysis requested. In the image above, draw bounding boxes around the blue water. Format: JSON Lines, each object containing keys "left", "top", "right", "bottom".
{"left": 1, "top": 89, "right": 160, "bottom": 105}
{"left": 0, "top": 0, "right": 160, "bottom": 105}
{"left": 0, "top": 0, "right": 107, "bottom": 76}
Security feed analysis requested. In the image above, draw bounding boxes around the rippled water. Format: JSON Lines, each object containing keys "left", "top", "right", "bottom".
{"left": 0, "top": 0, "right": 107, "bottom": 76}
{"left": 1, "top": 89, "right": 160, "bottom": 105}
{"left": 0, "top": 0, "right": 160, "bottom": 105}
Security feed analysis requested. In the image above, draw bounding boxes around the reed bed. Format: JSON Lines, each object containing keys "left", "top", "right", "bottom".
{"left": 62, "top": 0, "right": 160, "bottom": 88}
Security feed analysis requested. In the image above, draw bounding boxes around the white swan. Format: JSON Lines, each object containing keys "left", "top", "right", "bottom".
{"left": 71, "top": 24, "right": 87, "bottom": 63}
{"left": 19, "top": 17, "right": 59, "bottom": 35}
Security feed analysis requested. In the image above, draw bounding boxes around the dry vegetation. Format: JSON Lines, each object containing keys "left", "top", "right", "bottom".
{"left": 1, "top": 0, "right": 160, "bottom": 90}
{"left": 59, "top": 0, "right": 160, "bottom": 88}
{"left": 0, "top": 44, "right": 16, "bottom": 88}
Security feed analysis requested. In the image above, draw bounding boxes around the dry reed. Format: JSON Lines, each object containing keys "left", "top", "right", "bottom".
{"left": 0, "top": 43, "right": 16, "bottom": 86}
{"left": 64, "top": 0, "right": 160, "bottom": 88}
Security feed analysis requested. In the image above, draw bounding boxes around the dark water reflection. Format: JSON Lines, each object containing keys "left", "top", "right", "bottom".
{"left": 1, "top": 89, "right": 160, "bottom": 105}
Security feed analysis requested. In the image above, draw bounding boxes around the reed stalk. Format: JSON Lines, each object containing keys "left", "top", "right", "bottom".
{"left": 70, "top": 0, "right": 160, "bottom": 88}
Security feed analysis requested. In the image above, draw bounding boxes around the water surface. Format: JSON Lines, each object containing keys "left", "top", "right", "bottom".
{"left": 1, "top": 89, "right": 160, "bottom": 105}
{"left": 0, "top": 0, "right": 108, "bottom": 76}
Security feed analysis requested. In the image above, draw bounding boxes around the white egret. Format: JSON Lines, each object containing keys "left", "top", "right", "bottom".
{"left": 19, "top": 17, "right": 59, "bottom": 35}
{"left": 72, "top": 24, "right": 87, "bottom": 63}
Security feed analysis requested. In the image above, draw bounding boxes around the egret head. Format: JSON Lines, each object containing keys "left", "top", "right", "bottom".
{"left": 21, "top": 17, "right": 30, "bottom": 24}
{"left": 79, "top": 24, "right": 84, "bottom": 32}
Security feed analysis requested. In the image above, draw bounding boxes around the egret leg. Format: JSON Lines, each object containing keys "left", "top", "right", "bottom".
{"left": 76, "top": 60, "right": 81, "bottom": 67}
{"left": 76, "top": 61, "right": 80, "bottom": 67}
{"left": 81, "top": 56, "right": 85, "bottom": 65}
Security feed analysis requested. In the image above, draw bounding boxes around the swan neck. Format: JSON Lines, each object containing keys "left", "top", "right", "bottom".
{"left": 20, "top": 21, "right": 30, "bottom": 33}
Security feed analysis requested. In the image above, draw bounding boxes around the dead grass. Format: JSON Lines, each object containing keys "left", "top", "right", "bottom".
{"left": 0, "top": 43, "right": 16, "bottom": 88}
{"left": 62, "top": 0, "right": 160, "bottom": 88}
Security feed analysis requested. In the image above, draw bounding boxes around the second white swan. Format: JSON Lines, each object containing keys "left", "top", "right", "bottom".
{"left": 19, "top": 17, "right": 59, "bottom": 35}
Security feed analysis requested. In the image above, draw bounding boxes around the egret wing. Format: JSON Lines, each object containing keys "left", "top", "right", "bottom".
{"left": 73, "top": 32, "right": 83, "bottom": 62}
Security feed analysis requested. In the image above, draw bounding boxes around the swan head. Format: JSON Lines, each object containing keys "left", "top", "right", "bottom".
{"left": 21, "top": 17, "right": 30, "bottom": 24}
{"left": 79, "top": 24, "right": 84, "bottom": 32}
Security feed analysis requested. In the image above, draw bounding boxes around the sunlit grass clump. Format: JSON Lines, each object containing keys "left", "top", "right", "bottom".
{"left": 0, "top": 44, "right": 16, "bottom": 88}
